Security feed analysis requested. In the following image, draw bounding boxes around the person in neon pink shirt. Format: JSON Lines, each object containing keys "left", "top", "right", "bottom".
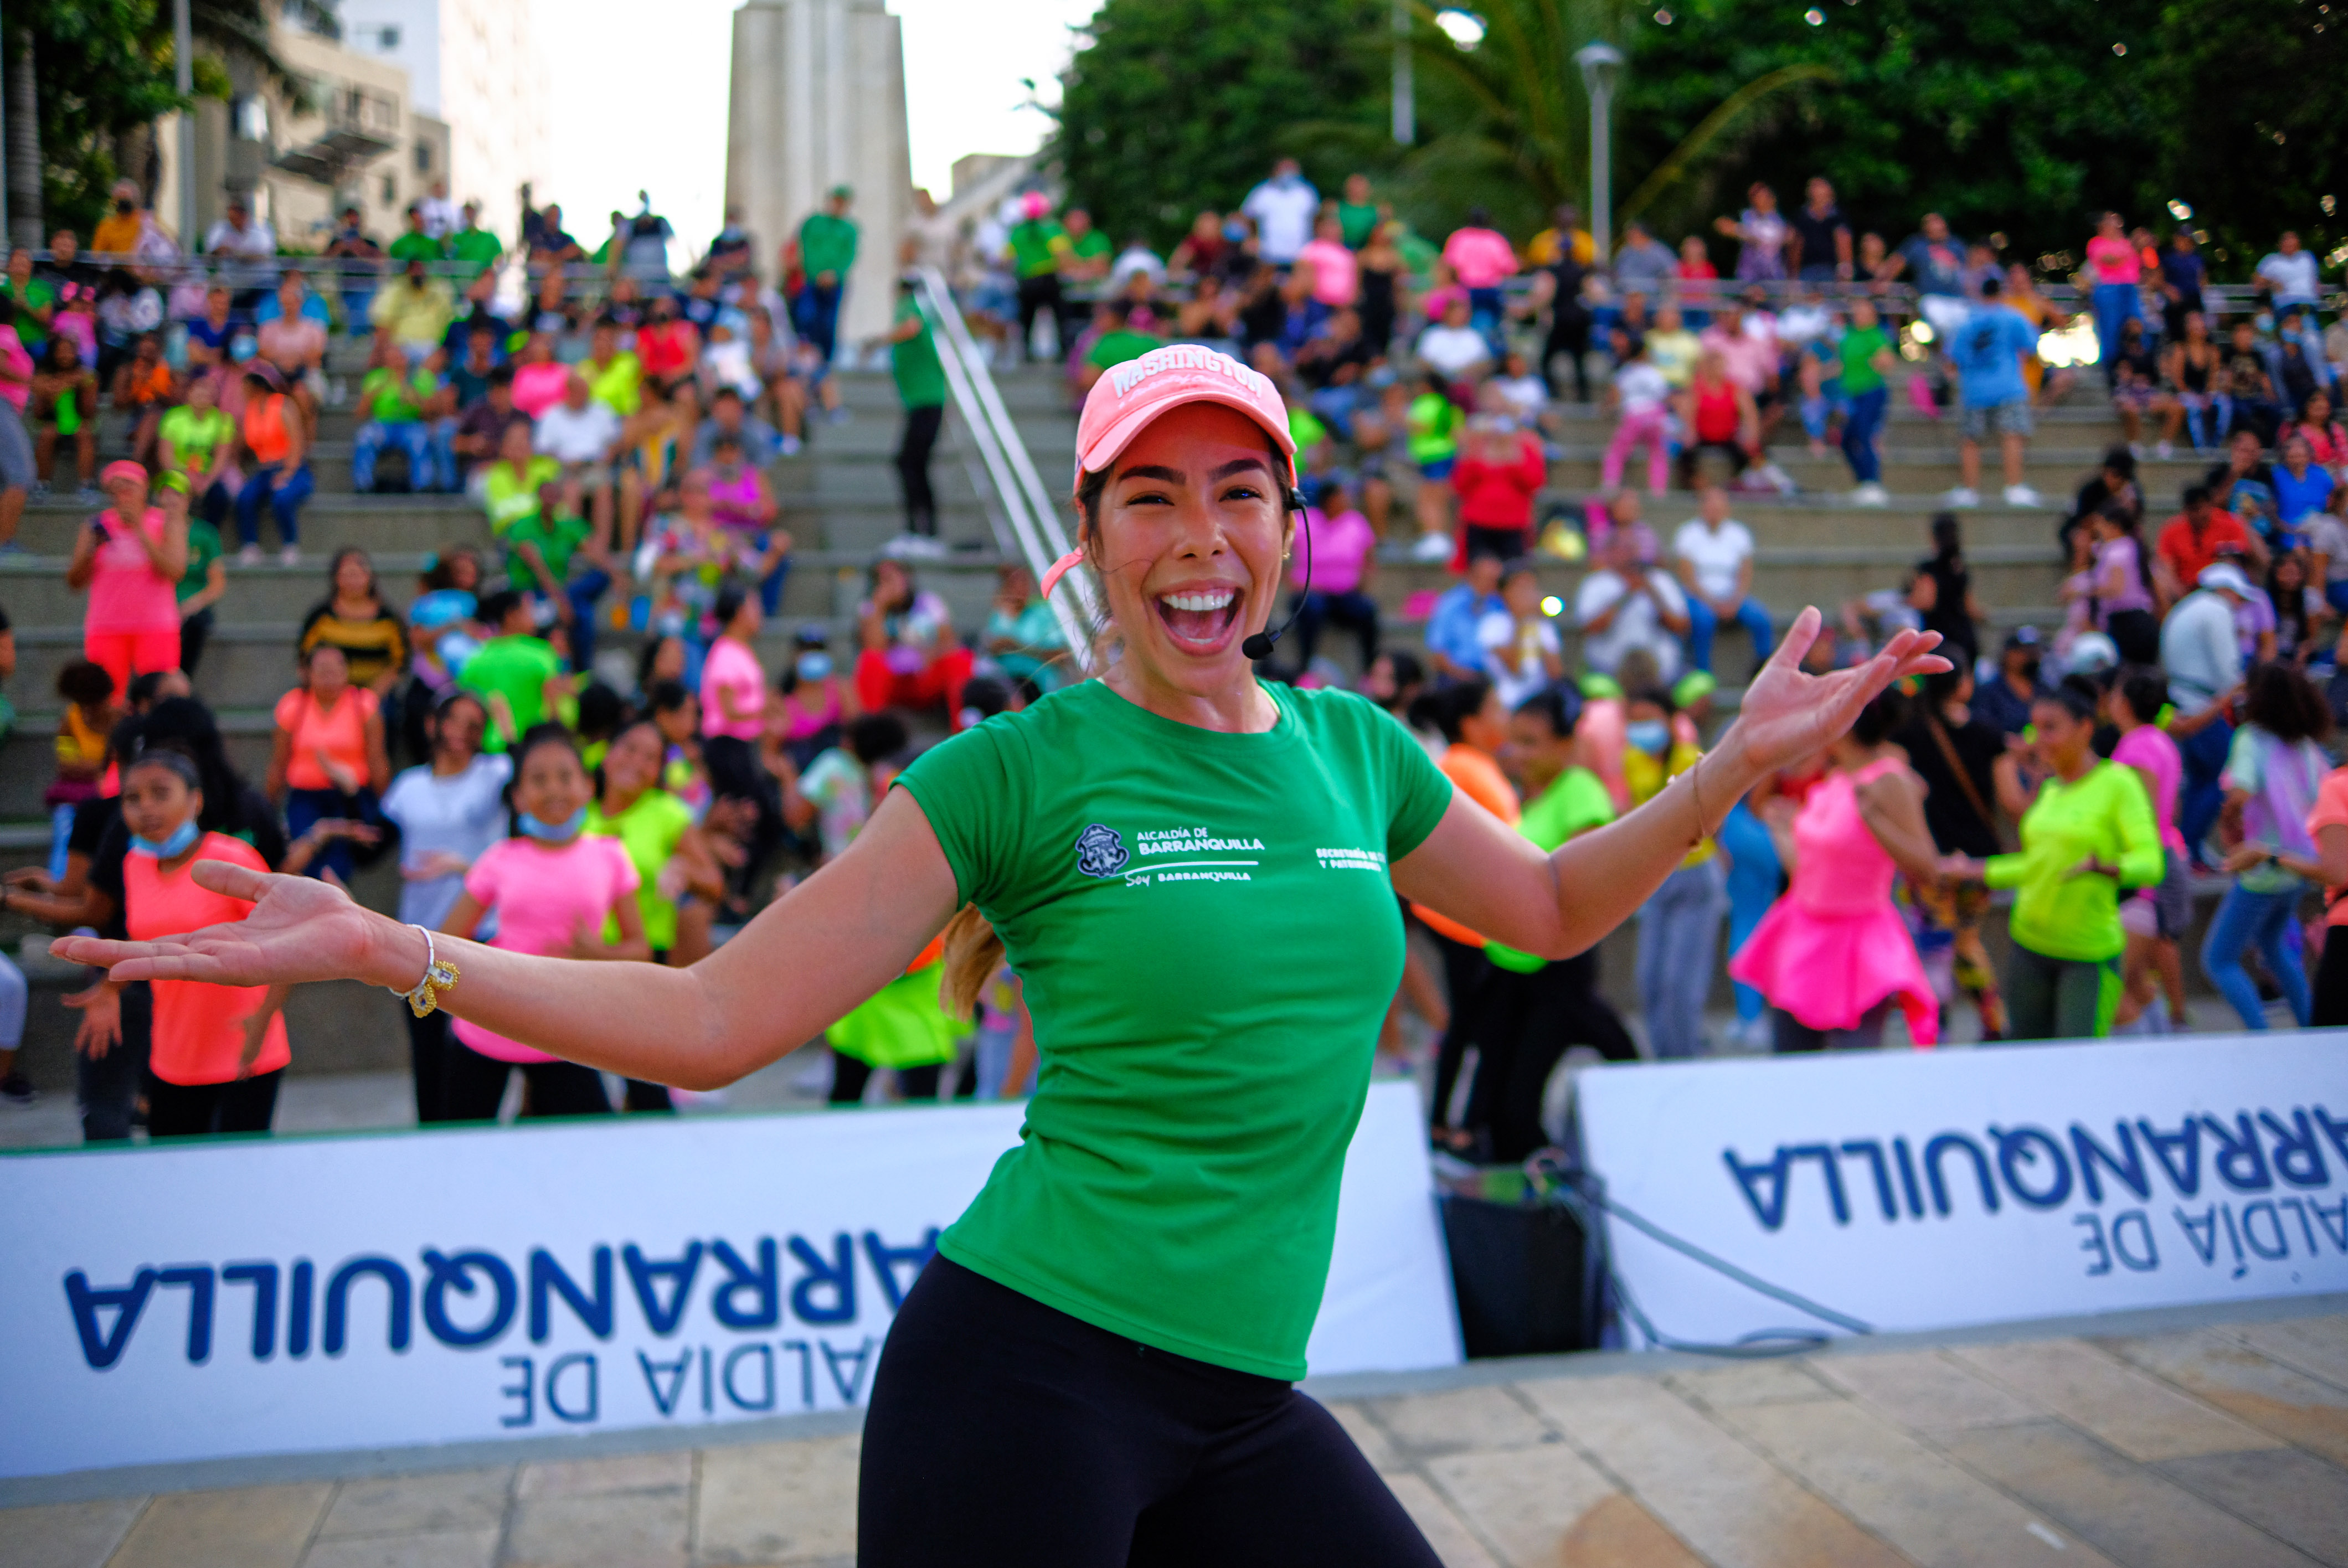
{"left": 66, "top": 460, "right": 187, "bottom": 692}
{"left": 441, "top": 725, "right": 646, "bottom": 1119}
{"left": 2105, "top": 666, "right": 2188, "bottom": 1033}
{"left": 2085, "top": 211, "right": 2144, "bottom": 372}
{"left": 1441, "top": 208, "right": 1518, "bottom": 345}
{"left": 1287, "top": 476, "right": 1379, "bottom": 669}
{"left": 1295, "top": 214, "right": 1360, "bottom": 314}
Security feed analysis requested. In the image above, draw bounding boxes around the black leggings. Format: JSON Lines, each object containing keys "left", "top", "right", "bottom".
{"left": 1016, "top": 274, "right": 1063, "bottom": 359}
{"left": 859, "top": 1256, "right": 1441, "bottom": 1567}
{"left": 147, "top": 1068, "right": 282, "bottom": 1138}
{"left": 897, "top": 403, "right": 944, "bottom": 535}
{"left": 440, "top": 1040, "right": 612, "bottom": 1121}
{"left": 1425, "top": 929, "right": 1490, "bottom": 1130}
{"left": 2313, "top": 926, "right": 2348, "bottom": 1027}
{"left": 1542, "top": 310, "right": 1593, "bottom": 401}
{"left": 1460, "top": 951, "right": 1637, "bottom": 1162}
{"left": 829, "top": 1053, "right": 941, "bottom": 1105}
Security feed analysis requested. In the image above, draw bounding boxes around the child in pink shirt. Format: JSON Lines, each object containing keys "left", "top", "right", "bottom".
{"left": 1290, "top": 477, "right": 1381, "bottom": 671}
{"left": 440, "top": 725, "right": 647, "bottom": 1119}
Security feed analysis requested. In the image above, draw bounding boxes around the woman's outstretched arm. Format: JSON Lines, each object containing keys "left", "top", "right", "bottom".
{"left": 52, "top": 788, "right": 961, "bottom": 1092}
{"left": 1394, "top": 608, "right": 1947, "bottom": 960}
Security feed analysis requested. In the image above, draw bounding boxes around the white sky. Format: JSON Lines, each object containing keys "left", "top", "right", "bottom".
{"left": 542, "top": 0, "right": 1100, "bottom": 258}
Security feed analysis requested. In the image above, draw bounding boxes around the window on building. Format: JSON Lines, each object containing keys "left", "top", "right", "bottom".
{"left": 233, "top": 96, "right": 269, "bottom": 143}
{"left": 415, "top": 141, "right": 433, "bottom": 174}
{"left": 377, "top": 25, "right": 401, "bottom": 48}
{"left": 382, "top": 173, "right": 397, "bottom": 207}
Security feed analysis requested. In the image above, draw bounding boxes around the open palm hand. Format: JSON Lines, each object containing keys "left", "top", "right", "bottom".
{"left": 50, "top": 860, "right": 390, "bottom": 989}
{"left": 1728, "top": 607, "right": 1951, "bottom": 777}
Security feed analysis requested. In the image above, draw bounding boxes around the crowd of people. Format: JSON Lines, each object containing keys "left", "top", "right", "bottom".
{"left": 3, "top": 161, "right": 2348, "bottom": 1163}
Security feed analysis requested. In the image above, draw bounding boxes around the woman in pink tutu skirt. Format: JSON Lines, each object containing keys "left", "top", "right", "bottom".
{"left": 1731, "top": 688, "right": 1944, "bottom": 1050}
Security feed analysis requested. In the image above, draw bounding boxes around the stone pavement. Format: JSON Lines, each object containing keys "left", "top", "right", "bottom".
{"left": 8, "top": 1307, "right": 2347, "bottom": 1567}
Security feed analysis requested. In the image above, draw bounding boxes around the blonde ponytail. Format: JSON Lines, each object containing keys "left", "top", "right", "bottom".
{"left": 940, "top": 903, "right": 1005, "bottom": 1020}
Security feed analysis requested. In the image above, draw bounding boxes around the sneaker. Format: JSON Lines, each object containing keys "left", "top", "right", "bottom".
{"left": 0, "top": 539, "right": 25, "bottom": 555}
{"left": 1943, "top": 486, "right": 1981, "bottom": 507}
{"left": 1850, "top": 481, "right": 1891, "bottom": 506}
{"left": 2128, "top": 441, "right": 2144, "bottom": 460}
{"left": 238, "top": 543, "right": 262, "bottom": 565}
{"left": 825, "top": 405, "right": 852, "bottom": 425}
{"left": 2002, "top": 483, "right": 2045, "bottom": 507}
{"left": 883, "top": 533, "right": 951, "bottom": 560}
{"left": 2155, "top": 440, "right": 2174, "bottom": 459}
{"left": 28, "top": 481, "right": 48, "bottom": 497}
{"left": 76, "top": 485, "right": 102, "bottom": 503}
{"left": 279, "top": 545, "right": 301, "bottom": 567}
{"left": 778, "top": 434, "right": 803, "bottom": 456}
{"left": 1410, "top": 532, "right": 1455, "bottom": 563}
{"left": 0, "top": 1071, "right": 34, "bottom": 1106}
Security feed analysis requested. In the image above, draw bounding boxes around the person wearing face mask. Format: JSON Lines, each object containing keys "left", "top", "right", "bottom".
{"left": 64, "top": 344, "right": 1947, "bottom": 1565}
{"left": 436, "top": 724, "right": 647, "bottom": 1120}
{"left": 379, "top": 689, "right": 511, "bottom": 1122}
{"left": 774, "top": 626, "right": 860, "bottom": 768}
{"left": 65, "top": 747, "right": 292, "bottom": 1137}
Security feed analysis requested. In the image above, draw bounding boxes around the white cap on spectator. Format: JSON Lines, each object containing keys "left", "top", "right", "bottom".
{"left": 2198, "top": 561, "right": 2254, "bottom": 598}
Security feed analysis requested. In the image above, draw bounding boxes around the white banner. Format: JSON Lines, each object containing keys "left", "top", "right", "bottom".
{"left": 1577, "top": 1033, "right": 2348, "bottom": 1350}
{"left": 0, "top": 1080, "right": 1458, "bottom": 1479}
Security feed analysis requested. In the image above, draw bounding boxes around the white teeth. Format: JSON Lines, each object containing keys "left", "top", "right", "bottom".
{"left": 1160, "top": 590, "right": 1236, "bottom": 612}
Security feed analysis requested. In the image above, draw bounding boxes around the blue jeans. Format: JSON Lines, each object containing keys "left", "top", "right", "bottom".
{"left": 353, "top": 420, "right": 437, "bottom": 493}
{"left": 1637, "top": 859, "right": 1727, "bottom": 1058}
{"left": 285, "top": 785, "right": 382, "bottom": 884}
{"left": 1716, "top": 800, "right": 1782, "bottom": 1024}
{"left": 754, "top": 541, "right": 791, "bottom": 617}
{"left": 1685, "top": 595, "right": 1775, "bottom": 672}
{"left": 1468, "top": 285, "right": 1506, "bottom": 354}
{"left": 1841, "top": 386, "right": 1887, "bottom": 483}
{"left": 235, "top": 462, "right": 312, "bottom": 548}
{"left": 796, "top": 279, "right": 843, "bottom": 364}
{"left": 2177, "top": 718, "right": 2232, "bottom": 866}
{"left": 2092, "top": 282, "right": 2141, "bottom": 367}
{"left": 47, "top": 801, "right": 76, "bottom": 883}
{"left": 562, "top": 566, "right": 612, "bottom": 671}
{"left": 2200, "top": 882, "right": 2311, "bottom": 1030}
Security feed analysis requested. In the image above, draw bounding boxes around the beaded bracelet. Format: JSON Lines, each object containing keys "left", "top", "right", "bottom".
{"left": 391, "top": 926, "right": 461, "bottom": 1019}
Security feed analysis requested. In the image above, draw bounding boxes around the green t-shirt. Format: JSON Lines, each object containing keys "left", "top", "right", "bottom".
{"left": 1, "top": 276, "right": 54, "bottom": 349}
{"left": 798, "top": 212, "right": 859, "bottom": 280}
{"left": 177, "top": 519, "right": 223, "bottom": 606}
{"left": 1406, "top": 392, "right": 1460, "bottom": 464}
{"left": 1084, "top": 328, "right": 1163, "bottom": 372}
{"left": 504, "top": 510, "right": 591, "bottom": 594}
{"left": 449, "top": 225, "right": 504, "bottom": 279}
{"left": 895, "top": 680, "right": 1452, "bottom": 1378}
{"left": 587, "top": 351, "right": 643, "bottom": 417}
{"left": 588, "top": 789, "right": 693, "bottom": 951}
{"left": 1337, "top": 200, "right": 1379, "bottom": 249}
{"left": 1839, "top": 324, "right": 1891, "bottom": 396}
{"left": 1065, "top": 230, "right": 1112, "bottom": 266}
{"left": 361, "top": 365, "right": 434, "bottom": 424}
{"left": 158, "top": 405, "right": 235, "bottom": 482}
{"left": 1007, "top": 219, "right": 1068, "bottom": 279}
{"left": 483, "top": 455, "right": 562, "bottom": 535}
{"left": 1486, "top": 767, "right": 1614, "bottom": 972}
{"left": 1985, "top": 761, "right": 2161, "bottom": 962}
{"left": 1288, "top": 405, "right": 1329, "bottom": 457}
{"left": 388, "top": 230, "right": 446, "bottom": 264}
{"left": 457, "top": 634, "right": 564, "bottom": 752}
{"left": 890, "top": 296, "right": 946, "bottom": 410}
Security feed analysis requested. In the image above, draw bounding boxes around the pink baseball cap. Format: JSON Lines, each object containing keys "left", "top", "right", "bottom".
{"left": 100, "top": 460, "right": 147, "bottom": 491}
{"left": 1072, "top": 344, "right": 1297, "bottom": 496}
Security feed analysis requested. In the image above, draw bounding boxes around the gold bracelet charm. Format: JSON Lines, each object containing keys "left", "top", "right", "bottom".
{"left": 392, "top": 925, "right": 461, "bottom": 1018}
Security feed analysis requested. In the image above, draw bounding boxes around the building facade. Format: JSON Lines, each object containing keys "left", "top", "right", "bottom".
{"left": 342, "top": 0, "right": 552, "bottom": 245}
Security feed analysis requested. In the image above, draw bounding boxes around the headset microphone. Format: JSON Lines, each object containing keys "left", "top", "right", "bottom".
{"left": 1242, "top": 486, "right": 1312, "bottom": 662}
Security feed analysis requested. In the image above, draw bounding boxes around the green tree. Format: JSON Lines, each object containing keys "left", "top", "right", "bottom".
{"left": 1050, "top": 0, "right": 1393, "bottom": 250}
{"left": 1613, "top": 0, "right": 2171, "bottom": 264}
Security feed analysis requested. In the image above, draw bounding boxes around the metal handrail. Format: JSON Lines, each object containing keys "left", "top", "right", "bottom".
{"left": 910, "top": 265, "right": 1098, "bottom": 673}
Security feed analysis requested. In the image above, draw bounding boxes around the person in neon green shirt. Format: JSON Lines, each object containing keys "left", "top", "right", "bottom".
{"left": 583, "top": 320, "right": 643, "bottom": 417}
{"left": 386, "top": 207, "right": 445, "bottom": 266}
{"left": 447, "top": 202, "right": 504, "bottom": 282}
{"left": 1947, "top": 679, "right": 2160, "bottom": 1039}
{"left": 458, "top": 590, "right": 570, "bottom": 751}
{"left": 1472, "top": 688, "right": 1638, "bottom": 1159}
{"left": 481, "top": 421, "right": 562, "bottom": 536}
{"left": 1006, "top": 195, "right": 1069, "bottom": 362}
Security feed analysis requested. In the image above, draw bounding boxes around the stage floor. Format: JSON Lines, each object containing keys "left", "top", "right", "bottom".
{"left": 9, "top": 1295, "right": 2345, "bottom": 1567}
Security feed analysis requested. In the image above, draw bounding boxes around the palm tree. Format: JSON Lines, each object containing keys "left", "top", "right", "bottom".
{"left": 1391, "top": 0, "right": 1829, "bottom": 246}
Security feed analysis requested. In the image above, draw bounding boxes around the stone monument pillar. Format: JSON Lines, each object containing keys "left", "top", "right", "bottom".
{"left": 726, "top": 0, "right": 913, "bottom": 347}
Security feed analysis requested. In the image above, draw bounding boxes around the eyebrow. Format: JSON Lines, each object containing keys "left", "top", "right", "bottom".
{"left": 1113, "top": 457, "right": 1275, "bottom": 486}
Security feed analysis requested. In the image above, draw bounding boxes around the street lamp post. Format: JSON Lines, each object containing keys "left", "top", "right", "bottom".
{"left": 1574, "top": 42, "right": 1624, "bottom": 270}
{"left": 1392, "top": 0, "right": 1413, "bottom": 145}
{"left": 175, "top": 0, "right": 194, "bottom": 251}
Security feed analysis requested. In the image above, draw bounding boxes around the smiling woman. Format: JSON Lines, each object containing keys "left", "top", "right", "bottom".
{"left": 53, "top": 343, "right": 1947, "bottom": 1567}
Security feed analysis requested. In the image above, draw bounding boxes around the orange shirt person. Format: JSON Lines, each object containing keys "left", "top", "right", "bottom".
{"left": 66, "top": 748, "right": 291, "bottom": 1137}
